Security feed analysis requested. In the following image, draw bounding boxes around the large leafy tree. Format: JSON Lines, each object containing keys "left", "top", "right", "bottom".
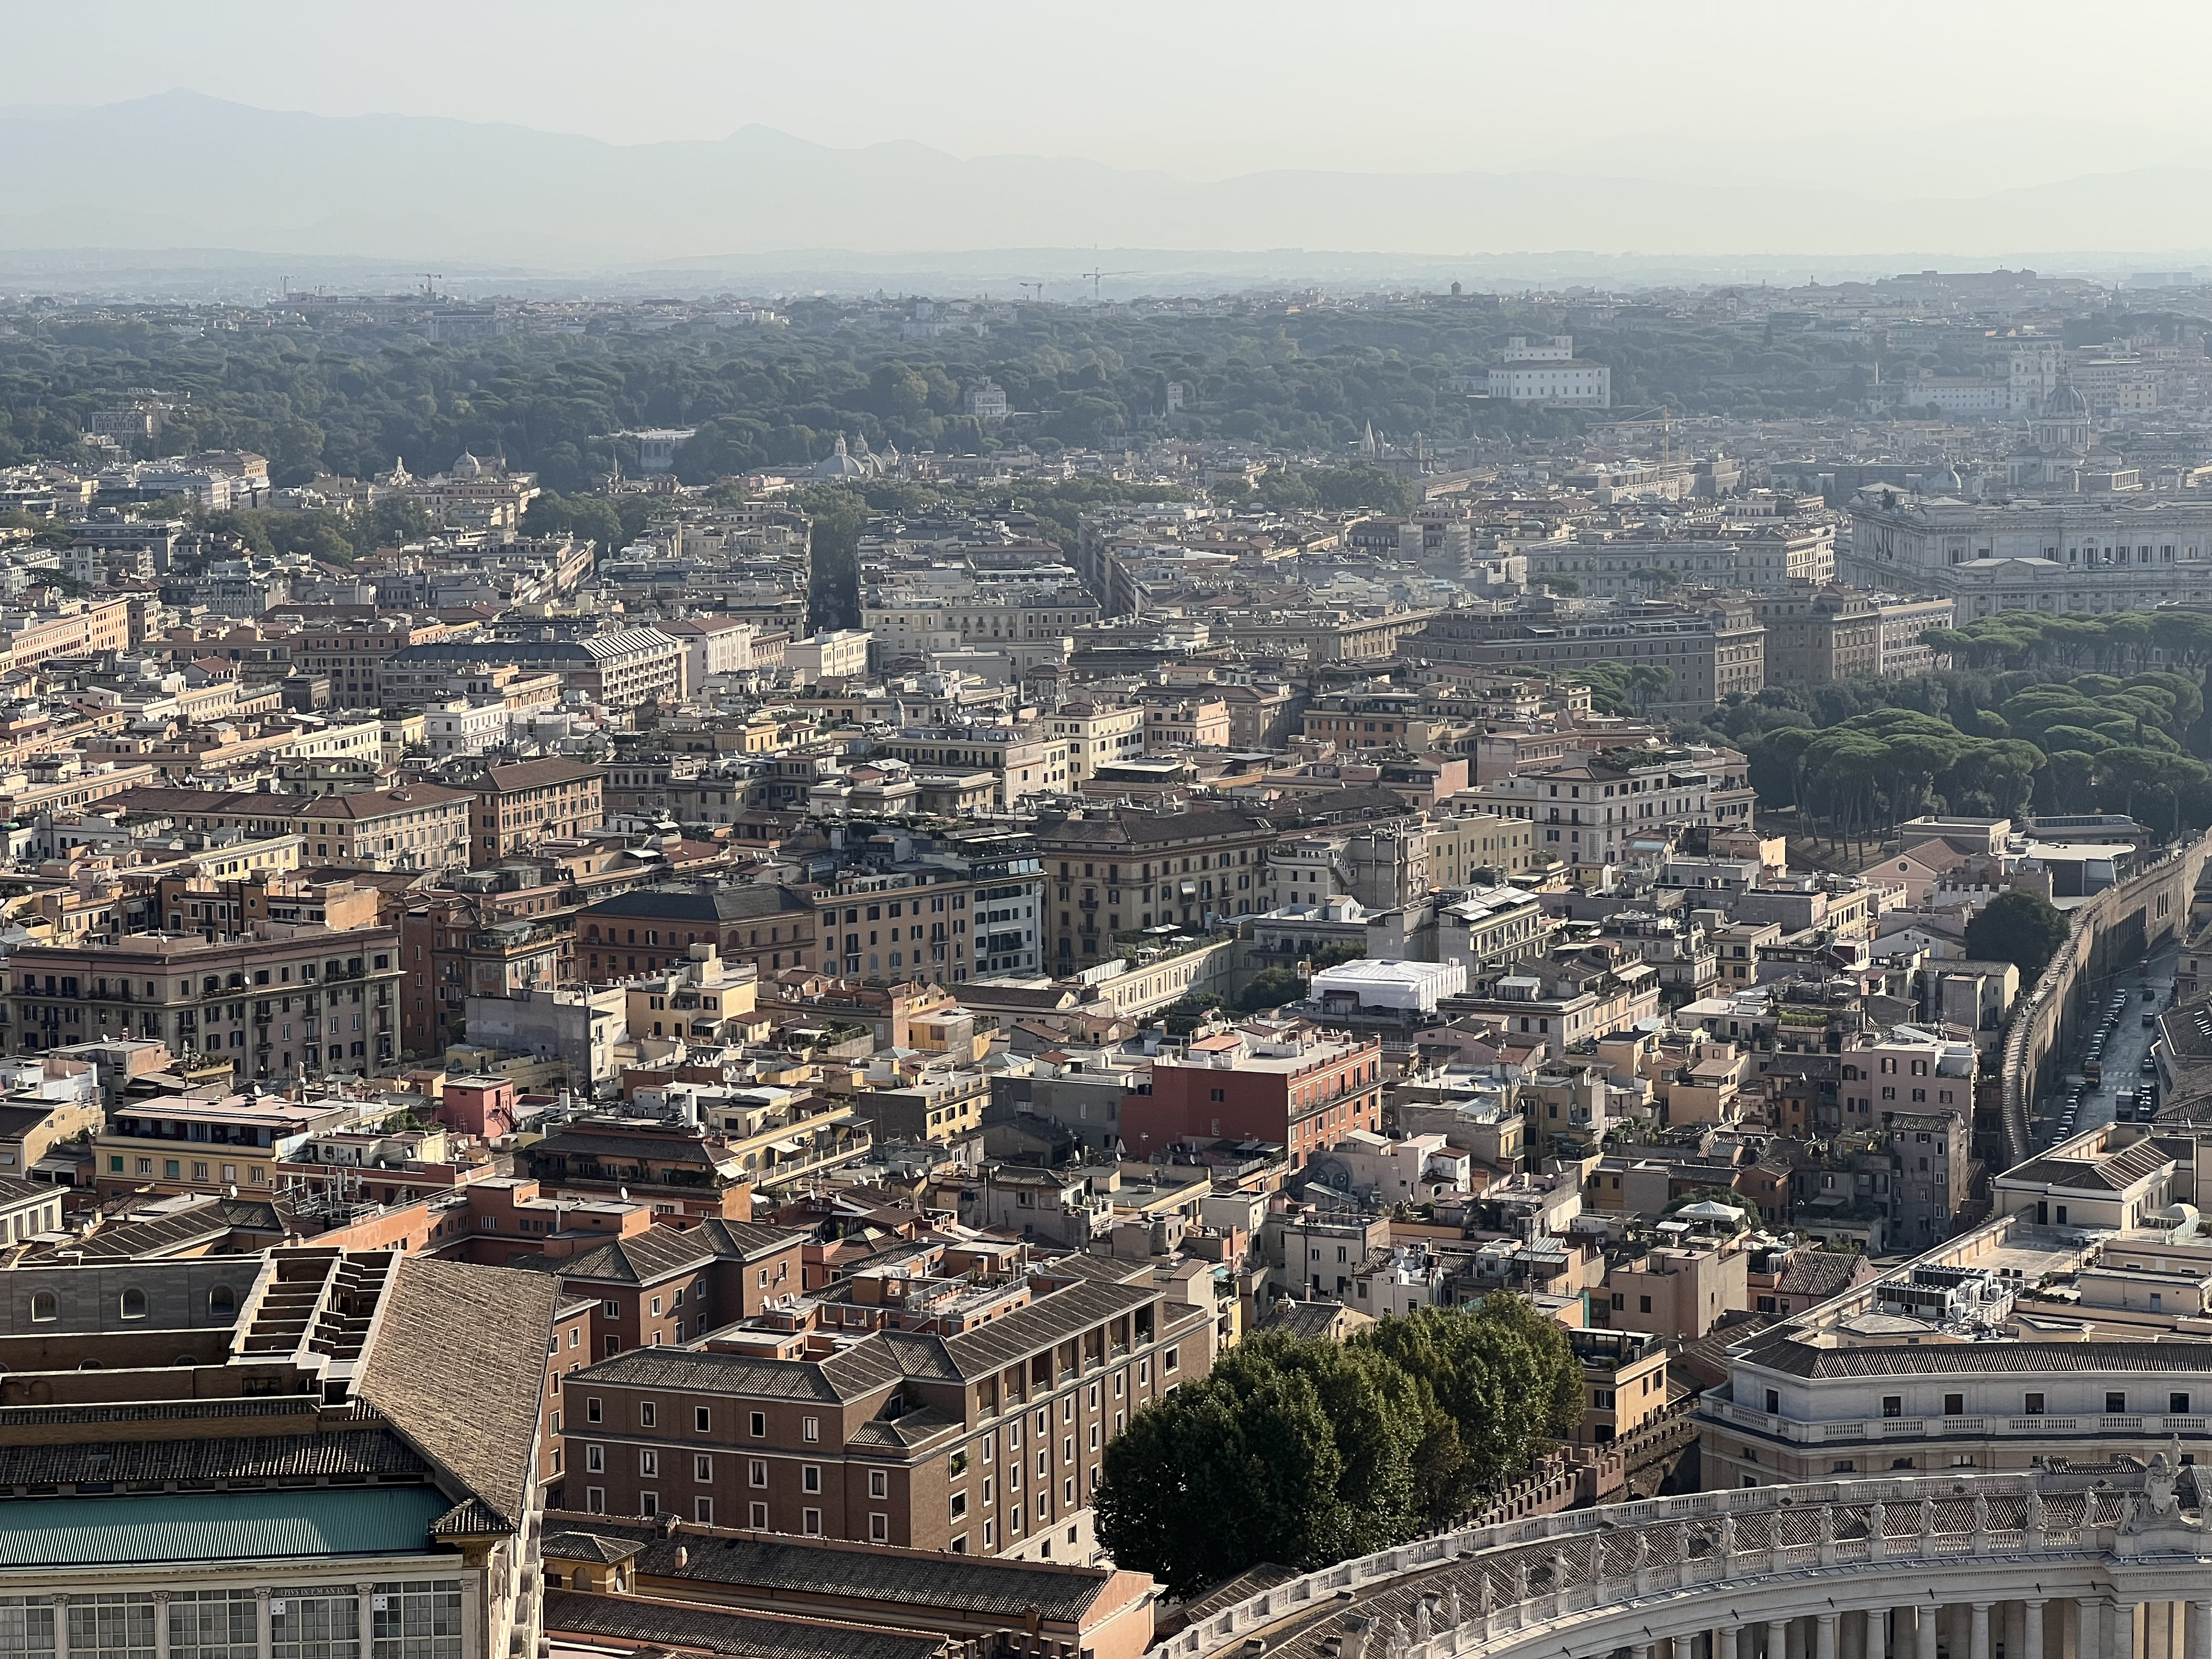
{"left": 1096, "top": 1300, "right": 1578, "bottom": 1598}
{"left": 1964, "top": 889, "right": 2072, "bottom": 981}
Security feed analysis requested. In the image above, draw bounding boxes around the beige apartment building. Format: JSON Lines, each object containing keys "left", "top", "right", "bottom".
{"left": 7, "top": 920, "right": 403, "bottom": 1078}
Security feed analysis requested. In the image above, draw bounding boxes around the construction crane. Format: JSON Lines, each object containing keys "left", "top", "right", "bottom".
{"left": 1019, "top": 281, "right": 1047, "bottom": 304}
{"left": 1079, "top": 267, "right": 1139, "bottom": 303}
{"left": 416, "top": 273, "right": 443, "bottom": 297}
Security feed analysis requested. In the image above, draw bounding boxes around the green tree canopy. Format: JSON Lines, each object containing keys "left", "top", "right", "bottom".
{"left": 1095, "top": 1301, "right": 1579, "bottom": 1599}
{"left": 1964, "top": 889, "right": 2072, "bottom": 983}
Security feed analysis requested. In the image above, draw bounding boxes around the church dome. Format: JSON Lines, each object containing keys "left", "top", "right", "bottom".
{"left": 1923, "top": 463, "right": 1963, "bottom": 495}
{"left": 811, "top": 436, "right": 869, "bottom": 479}
{"left": 2045, "top": 383, "right": 2088, "bottom": 419}
{"left": 452, "top": 451, "right": 483, "bottom": 478}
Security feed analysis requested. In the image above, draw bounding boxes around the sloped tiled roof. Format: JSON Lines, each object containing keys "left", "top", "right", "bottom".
{"left": 0, "top": 1430, "right": 425, "bottom": 1490}
{"left": 356, "top": 1257, "right": 558, "bottom": 1532}
{"left": 542, "top": 1519, "right": 1116, "bottom": 1623}
{"left": 541, "top": 1589, "right": 947, "bottom": 1659}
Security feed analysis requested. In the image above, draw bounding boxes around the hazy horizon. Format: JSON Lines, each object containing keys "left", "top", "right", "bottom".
{"left": 12, "top": 0, "right": 2212, "bottom": 197}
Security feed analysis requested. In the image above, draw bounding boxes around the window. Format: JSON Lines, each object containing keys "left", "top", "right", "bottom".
{"left": 639, "top": 1402, "right": 656, "bottom": 1428}
{"left": 803, "top": 1416, "right": 819, "bottom": 1442}
{"left": 868, "top": 1469, "right": 888, "bottom": 1499}
{"left": 696, "top": 1408, "right": 711, "bottom": 1433}
{"left": 869, "top": 1513, "right": 889, "bottom": 1542}
{"left": 748, "top": 1460, "right": 768, "bottom": 1488}
{"left": 950, "top": 1492, "right": 967, "bottom": 1520}
{"left": 1164, "top": 1345, "right": 1178, "bottom": 1373}
{"left": 1763, "top": 1389, "right": 1779, "bottom": 1414}
{"left": 695, "top": 1455, "right": 713, "bottom": 1482}
{"left": 749, "top": 1412, "right": 766, "bottom": 1437}
{"left": 2109, "top": 1392, "right": 2128, "bottom": 1414}
{"left": 586, "top": 1446, "right": 604, "bottom": 1473}
{"left": 1831, "top": 1460, "right": 1855, "bottom": 1474}
{"left": 2174, "top": 1393, "right": 2193, "bottom": 1416}
{"left": 171, "top": 1591, "right": 258, "bottom": 1659}
{"left": 270, "top": 1594, "right": 359, "bottom": 1659}
{"left": 119, "top": 1288, "right": 147, "bottom": 1321}
{"left": 749, "top": 1503, "right": 768, "bottom": 1529}
{"left": 695, "top": 1498, "right": 713, "bottom": 1524}
{"left": 639, "top": 1492, "right": 658, "bottom": 1517}
{"left": 1943, "top": 1394, "right": 1963, "bottom": 1416}
{"left": 802, "top": 1465, "right": 821, "bottom": 1494}
{"left": 369, "top": 1581, "right": 463, "bottom": 1659}
{"left": 803, "top": 1509, "right": 822, "bottom": 1536}
{"left": 29, "top": 1291, "right": 56, "bottom": 1322}
{"left": 1881, "top": 1396, "right": 1902, "bottom": 1418}
{"left": 2024, "top": 1392, "right": 2045, "bottom": 1415}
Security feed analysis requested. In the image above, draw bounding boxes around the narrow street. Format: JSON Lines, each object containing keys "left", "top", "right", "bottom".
{"left": 2030, "top": 935, "right": 2181, "bottom": 1147}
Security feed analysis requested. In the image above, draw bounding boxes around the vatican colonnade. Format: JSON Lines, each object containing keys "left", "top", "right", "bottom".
{"left": 1164, "top": 1455, "right": 2212, "bottom": 1659}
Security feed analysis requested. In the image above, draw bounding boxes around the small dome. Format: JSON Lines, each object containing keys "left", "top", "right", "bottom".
{"left": 2045, "top": 383, "right": 2088, "bottom": 418}
{"left": 1924, "top": 463, "right": 1963, "bottom": 494}
{"left": 452, "top": 451, "right": 483, "bottom": 478}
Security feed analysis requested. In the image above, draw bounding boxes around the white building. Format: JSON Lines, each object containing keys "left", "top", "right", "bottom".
{"left": 1488, "top": 336, "right": 1611, "bottom": 408}
{"left": 784, "top": 629, "right": 872, "bottom": 684}
{"left": 1845, "top": 493, "right": 2212, "bottom": 619}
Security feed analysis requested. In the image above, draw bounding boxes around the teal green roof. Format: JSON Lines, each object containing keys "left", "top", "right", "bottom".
{"left": 0, "top": 1486, "right": 451, "bottom": 1568}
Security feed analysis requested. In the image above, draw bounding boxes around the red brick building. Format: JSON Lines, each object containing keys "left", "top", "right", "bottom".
{"left": 1121, "top": 1025, "right": 1383, "bottom": 1169}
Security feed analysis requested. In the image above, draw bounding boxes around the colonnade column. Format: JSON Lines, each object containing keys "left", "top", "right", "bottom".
{"left": 1866, "top": 1608, "right": 1887, "bottom": 1659}
{"left": 1720, "top": 1626, "right": 1740, "bottom": 1659}
{"left": 2115, "top": 1601, "right": 2140, "bottom": 1659}
{"left": 2025, "top": 1600, "right": 2046, "bottom": 1659}
{"left": 2190, "top": 1602, "right": 2211, "bottom": 1659}
{"left": 1771, "top": 1618, "right": 1791, "bottom": 1659}
{"left": 1919, "top": 1605, "right": 1939, "bottom": 1659}
{"left": 1975, "top": 1603, "right": 1994, "bottom": 1659}
{"left": 1820, "top": 1616, "right": 1839, "bottom": 1659}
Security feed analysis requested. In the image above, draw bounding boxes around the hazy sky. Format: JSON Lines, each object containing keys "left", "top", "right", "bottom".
{"left": 14, "top": 0, "right": 2212, "bottom": 191}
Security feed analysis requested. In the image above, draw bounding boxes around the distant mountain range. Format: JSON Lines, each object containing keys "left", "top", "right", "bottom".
{"left": 3, "top": 91, "right": 2211, "bottom": 270}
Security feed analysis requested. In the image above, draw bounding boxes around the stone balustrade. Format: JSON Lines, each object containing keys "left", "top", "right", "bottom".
{"left": 1161, "top": 1460, "right": 2212, "bottom": 1659}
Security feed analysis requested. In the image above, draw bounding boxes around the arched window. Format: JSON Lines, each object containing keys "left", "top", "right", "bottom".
{"left": 28, "top": 1291, "right": 56, "bottom": 1323}
{"left": 208, "top": 1285, "right": 237, "bottom": 1317}
{"left": 119, "top": 1287, "right": 148, "bottom": 1321}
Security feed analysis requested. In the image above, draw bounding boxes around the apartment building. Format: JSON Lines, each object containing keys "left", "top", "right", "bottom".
{"left": 1753, "top": 586, "right": 1880, "bottom": 685}
{"left": 1049, "top": 702, "right": 1147, "bottom": 782}
{"left": 1121, "top": 1024, "right": 1384, "bottom": 1170}
{"left": 1460, "top": 746, "right": 1757, "bottom": 869}
{"left": 467, "top": 757, "right": 606, "bottom": 864}
{"left": 523, "top": 1218, "right": 809, "bottom": 1359}
{"left": 577, "top": 885, "right": 820, "bottom": 979}
{"left": 1412, "top": 601, "right": 1764, "bottom": 714}
{"left": 8, "top": 921, "right": 403, "bottom": 1078}
{"left": 93, "top": 1093, "right": 336, "bottom": 1198}
{"left": 110, "top": 783, "right": 472, "bottom": 874}
{"left": 1876, "top": 594, "right": 1957, "bottom": 677}
{"left": 872, "top": 725, "right": 1065, "bottom": 810}
{"left": 1035, "top": 806, "right": 1275, "bottom": 971}
{"left": 301, "top": 783, "right": 474, "bottom": 873}
{"left": 798, "top": 826, "right": 1044, "bottom": 983}
{"left": 383, "top": 629, "right": 686, "bottom": 707}
{"left": 556, "top": 1279, "right": 1211, "bottom": 1563}
{"left": 295, "top": 617, "right": 449, "bottom": 706}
